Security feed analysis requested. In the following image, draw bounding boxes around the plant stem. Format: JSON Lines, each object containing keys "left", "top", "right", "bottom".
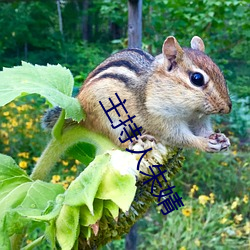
{"left": 30, "top": 126, "right": 118, "bottom": 181}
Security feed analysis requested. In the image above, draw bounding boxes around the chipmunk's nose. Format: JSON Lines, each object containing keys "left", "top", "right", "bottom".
{"left": 219, "top": 101, "right": 232, "bottom": 114}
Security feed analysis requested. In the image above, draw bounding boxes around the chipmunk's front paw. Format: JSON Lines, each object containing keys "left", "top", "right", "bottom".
{"left": 206, "top": 133, "right": 230, "bottom": 152}
{"left": 128, "top": 134, "right": 156, "bottom": 150}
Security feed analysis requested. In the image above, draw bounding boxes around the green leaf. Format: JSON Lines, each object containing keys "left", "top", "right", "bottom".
{"left": 0, "top": 176, "right": 32, "bottom": 201}
{"left": 2, "top": 210, "right": 30, "bottom": 237}
{"left": 27, "top": 200, "right": 63, "bottom": 222}
{"left": 96, "top": 167, "right": 136, "bottom": 212}
{"left": 65, "top": 142, "right": 96, "bottom": 165}
{"left": 1, "top": 181, "right": 64, "bottom": 239}
{"left": 64, "top": 153, "right": 110, "bottom": 213}
{"left": 0, "top": 231, "right": 10, "bottom": 250}
{"left": 79, "top": 199, "right": 103, "bottom": 227}
{"left": 20, "top": 181, "right": 64, "bottom": 213}
{"left": 0, "top": 154, "right": 65, "bottom": 245}
{"left": 56, "top": 205, "right": 80, "bottom": 250}
{"left": 45, "top": 220, "right": 56, "bottom": 249}
{"left": 80, "top": 226, "right": 92, "bottom": 240}
{"left": 0, "top": 62, "right": 85, "bottom": 122}
{"left": 0, "top": 154, "right": 30, "bottom": 181}
{"left": 0, "top": 182, "right": 32, "bottom": 218}
{"left": 103, "top": 200, "right": 119, "bottom": 219}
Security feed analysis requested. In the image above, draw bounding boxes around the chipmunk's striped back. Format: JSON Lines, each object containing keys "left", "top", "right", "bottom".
{"left": 83, "top": 48, "right": 155, "bottom": 88}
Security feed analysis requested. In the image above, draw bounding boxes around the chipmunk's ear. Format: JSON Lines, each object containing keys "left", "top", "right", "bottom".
{"left": 191, "top": 36, "right": 205, "bottom": 52}
{"left": 162, "top": 36, "right": 184, "bottom": 63}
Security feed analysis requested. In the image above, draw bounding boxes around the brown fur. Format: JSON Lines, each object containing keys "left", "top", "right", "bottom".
{"left": 77, "top": 36, "right": 231, "bottom": 152}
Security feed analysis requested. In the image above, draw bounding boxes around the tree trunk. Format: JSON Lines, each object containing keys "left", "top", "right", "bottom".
{"left": 56, "top": 0, "right": 63, "bottom": 36}
{"left": 128, "top": 0, "right": 142, "bottom": 49}
{"left": 82, "top": 0, "right": 89, "bottom": 41}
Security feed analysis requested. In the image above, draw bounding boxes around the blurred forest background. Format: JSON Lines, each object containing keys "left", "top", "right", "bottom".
{"left": 0, "top": 0, "right": 249, "bottom": 249}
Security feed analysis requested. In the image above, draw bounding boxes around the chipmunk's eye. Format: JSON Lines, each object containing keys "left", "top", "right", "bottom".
{"left": 190, "top": 72, "right": 204, "bottom": 87}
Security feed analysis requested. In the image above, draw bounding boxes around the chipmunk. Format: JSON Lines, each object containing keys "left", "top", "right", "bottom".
{"left": 43, "top": 36, "right": 232, "bottom": 153}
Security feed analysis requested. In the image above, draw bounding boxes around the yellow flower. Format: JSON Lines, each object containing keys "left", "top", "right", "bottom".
{"left": 243, "top": 195, "right": 248, "bottom": 204}
{"left": 51, "top": 175, "right": 61, "bottom": 183}
{"left": 231, "top": 198, "right": 240, "bottom": 209}
{"left": 0, "top": 130, "right": 8, "bottom": 138}
{"left": 19, "top": 161, "right": 28, "bottom": 169}
{"left": 17, "top": 105, "right": 31, "bottom": 112}
{"left": 70, "top": 165, "right": 77, "bottom": 172}
{"left": 182, "top": 207, "right": 192, "bottom": 217}
{"left": 63, "top": 182, "right": 69, "bottom": 189}
{"left": 189, "top": 184, "right": 199, "bottom": 197}
{"left": 3, "top": 111, "right": 9, "bottom": 116}
{"left": 66, "top": 176, "right": 75, "bottom": 182}
{"left": 9, "top": 102, "right": 16, "bottom": 108}
{"left": 194, "top": 238, "right": 201, "bottom": 247}
{"left": 11, "top": 119, "right": 18, "bottom": 127}
{"left": 234, "top": 214, "right": 243, "bottom": 224}
{"left": 232, "top": 150, "right": 237, "bottom": 156}
{"left": 244, "top": 221, "right": 250, "bottom": 234}
{"left": 75, "top": 159, "right": 81, "bottom": 165}
{"left": 209, "top": 193, "right": 215, "bottom": 204}
{"left": 62, "top": 160, "right": 69, "bottom": 166}
{"left": 198, "top": 195, "right": 210, "bottom": 206}
{"left": 221, "top": 162, "right": 228, "bottom": 167}
{"left": 18, "top": 152, "right": 30, "bottom": 159}
{"left": 26, "top": 121, "right": 33, "bottom": 129}
{"left": 220, "top": 217, "right": 228, "bottom": 224}
{"left": 179, "top": 247, "right": 186, "bottom": 250}
{"left": 3, "top": 138, "right": 9, "bottom": 145}
{"left": 32, "top": 157, "right": 39, "bottom": 162}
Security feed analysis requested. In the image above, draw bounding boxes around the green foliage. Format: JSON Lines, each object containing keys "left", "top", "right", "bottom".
{"left": 137, "top": 196, "right": 249, "bottom": 249}
{"left": 61, "top": 42, "right": 110, "bottom": 86}
{"left": 214, "top": 97, "right": 250, "bottom": 139}
{"left": 177, "top": 147, "right": 250, "bottom": 201}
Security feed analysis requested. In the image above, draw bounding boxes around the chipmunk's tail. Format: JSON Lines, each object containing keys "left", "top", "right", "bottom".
{"left": 41, "top": 106, "right": 62, "bottom": 130}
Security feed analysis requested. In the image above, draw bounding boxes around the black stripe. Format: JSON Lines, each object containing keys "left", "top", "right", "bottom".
{"left": 96, "top": 73, "right": 130, "bottom": 85}
{"left": 91, "top": 60, "right": 140, "bottom": 79}
{"left": 125, "top": 48, "right": 154, "bottom": 62}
